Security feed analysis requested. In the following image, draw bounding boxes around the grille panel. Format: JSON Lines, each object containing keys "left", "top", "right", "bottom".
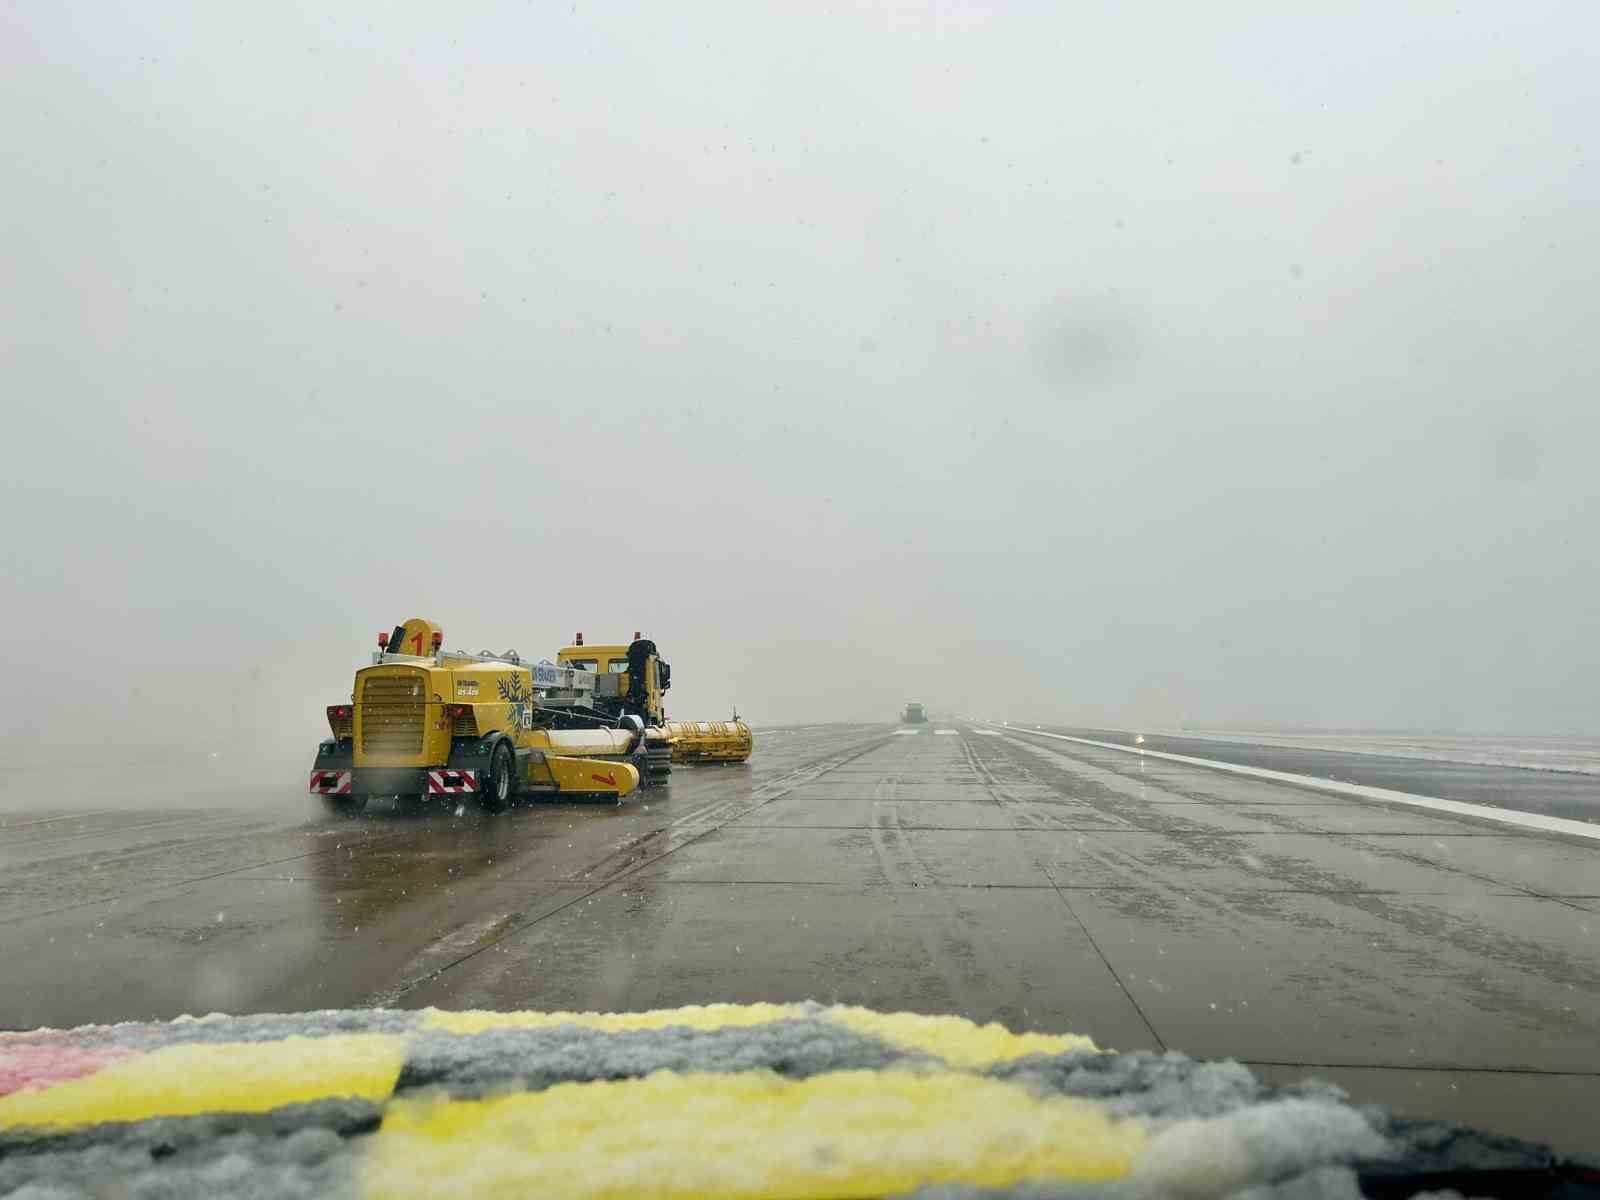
{"left": 360, "top": 673, "right": 426, "bottom": 755}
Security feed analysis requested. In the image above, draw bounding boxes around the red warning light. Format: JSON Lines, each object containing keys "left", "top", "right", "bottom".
{"left": 446, "top": 704, "right": 470, "bottom": 719}
{"left": 430, "top": 631, "right": 443, "bottom": 651}
{"left": 575, "top": 632, "right": 584, "bottom": 646}
{"left": 377, "top": 631, "right": 389, "bottom": 649}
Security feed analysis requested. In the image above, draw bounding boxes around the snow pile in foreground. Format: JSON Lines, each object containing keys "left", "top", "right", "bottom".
{"left": 0, "top": 1003, "right": 1578, "bottom": 1199}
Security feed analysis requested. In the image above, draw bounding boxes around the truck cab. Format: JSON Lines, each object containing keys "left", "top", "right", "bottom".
{"left": 555, "top": 633, "right": 672, "bottom": 727}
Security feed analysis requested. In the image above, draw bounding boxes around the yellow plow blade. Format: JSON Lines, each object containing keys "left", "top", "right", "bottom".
{"left": 539, "top": 755, "right": 640, "bottom": 797}
{"left": 666, "top": 720, "right": 754, "bottom": 764}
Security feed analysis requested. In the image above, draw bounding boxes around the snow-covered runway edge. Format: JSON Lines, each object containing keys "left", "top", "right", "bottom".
{"left": 990, "top": 725, "right": 1600, "bottom": 843}
{"left": 0, "top": 1004, "right": 1583, "bottom": 1199}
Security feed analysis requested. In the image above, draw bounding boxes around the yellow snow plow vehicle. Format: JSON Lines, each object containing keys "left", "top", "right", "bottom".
{"left": 310, "top": 619, "right": 650, "bottom": 815}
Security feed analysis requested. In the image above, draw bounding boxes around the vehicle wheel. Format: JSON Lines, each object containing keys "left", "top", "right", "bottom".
{"left": 322, "top": 793, "right": 368, "bottom": 817}
{"left": 644, "top": 746, "right": 672, "bottom": 787}
{"left": 481, "top": 743, "right": 514, "bottom": 812}
{"left": 632, "top": 754, "right": 657, "bottom": 789}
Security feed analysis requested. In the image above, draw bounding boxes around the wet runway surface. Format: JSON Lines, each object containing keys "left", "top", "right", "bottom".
{"left": 1035, "top": 725, "right": 1600, "bottom": 823}
{"left": 3, "top": 724, "right": 1597, "bottom": 1153}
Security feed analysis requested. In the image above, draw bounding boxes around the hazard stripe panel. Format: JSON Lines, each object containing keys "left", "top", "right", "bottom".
{"left": 426, "top": 769, "right": 477, "bottom": 794}
{"left": 309, "top": 769, "right": 353, "bottom": 795}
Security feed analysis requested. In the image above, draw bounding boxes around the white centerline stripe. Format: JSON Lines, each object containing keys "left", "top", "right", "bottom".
{"left": 987, "top": 725, "right": 1600, "bottom": 843}
{"left": 934, "top": 729, "right": 959, "bottom": 735}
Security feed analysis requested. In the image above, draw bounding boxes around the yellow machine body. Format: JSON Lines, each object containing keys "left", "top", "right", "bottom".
{"left": 311, "top": 619, "right": 643, "bottom": 810}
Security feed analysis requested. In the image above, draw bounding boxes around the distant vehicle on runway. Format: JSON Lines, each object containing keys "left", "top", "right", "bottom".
{"left": 902, "top": 702, "right": 928, "bottom": 724}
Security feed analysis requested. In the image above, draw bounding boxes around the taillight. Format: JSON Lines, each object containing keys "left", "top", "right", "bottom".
{"left": 326, "top": 704, "right": 354, "bottom": 738}
{"left": 447, "top": 704, "right": 477, "bottom": 736}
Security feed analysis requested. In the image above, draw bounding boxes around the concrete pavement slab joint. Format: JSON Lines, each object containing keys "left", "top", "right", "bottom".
{"left": 367, "top": 734, "right": 901, "bottom": 1007}
{"left": 1038, "top": 866, "right": 1167, "bottom": 1054}
{"left": 954, "top": 736, "right": 1169, "bottom": 1052}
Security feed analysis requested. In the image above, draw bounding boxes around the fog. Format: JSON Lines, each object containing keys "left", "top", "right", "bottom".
{"left": 4, "top": 1, "right": 1597, "bottom": 767}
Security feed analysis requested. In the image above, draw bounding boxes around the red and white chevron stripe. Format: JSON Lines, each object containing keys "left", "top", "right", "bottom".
{"left": 308, "top": 770, "right": 352, "bottom": 796}
{"left": 427, "top": 769, "right": 478, "bottom": 794}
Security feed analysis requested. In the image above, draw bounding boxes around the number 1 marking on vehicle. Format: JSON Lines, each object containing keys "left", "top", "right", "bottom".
{"left": 409, "top": 631, "right": 424, "bottom": 654}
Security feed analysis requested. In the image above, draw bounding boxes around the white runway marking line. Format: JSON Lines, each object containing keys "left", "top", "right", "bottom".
{"left": 934, "top": 729, "right": 959, "bottom": 735}
{"left": 893, "top": 729, "right": 922, "bottom": 735}
{"left": 972, "top": 729, "right": 1005, "bottom": 737}
{"left": 988, "top": 725, "right": 1600, "bottom": 844}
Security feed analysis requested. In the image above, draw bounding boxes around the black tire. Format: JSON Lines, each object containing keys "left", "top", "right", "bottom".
{"left": 322, "top": 793, "right": 368, "bottom": 818}
{"left": 481, "top": 742, "right": 515, "bottom": 812}
{"left": 639, "top": 735, "right": 673, "bottom": 788}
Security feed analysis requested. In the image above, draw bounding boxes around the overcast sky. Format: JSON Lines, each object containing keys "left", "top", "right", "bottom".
{"left": 4, "top": 1, "right": 1597, "bottom": 758}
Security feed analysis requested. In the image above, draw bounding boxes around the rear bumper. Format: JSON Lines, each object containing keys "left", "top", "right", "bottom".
{"left": 309, "top": 738, "right": 486, "bottom": 796}
{"left": 308, "top": 767, "right": 479, "bottom": 795}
